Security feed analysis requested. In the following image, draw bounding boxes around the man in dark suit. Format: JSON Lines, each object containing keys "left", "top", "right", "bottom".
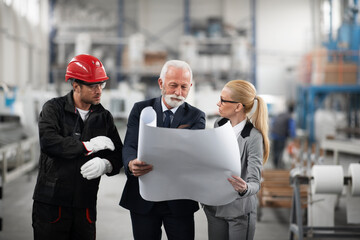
{"left": 120, "top": 60, "right": 206, "bottom": 240}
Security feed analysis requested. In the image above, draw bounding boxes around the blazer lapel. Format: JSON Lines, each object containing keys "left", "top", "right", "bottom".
{"left": 171, "top": 103, "right": 185, "bottom": 128}
{"left": 237, "top": 135, "right": 247, "bottom": 158}
{"left": 238, "top": 122, "right": 253, "bottom": 157}
{"left": 154, "top": 97, "right": 164, "bottom": 127}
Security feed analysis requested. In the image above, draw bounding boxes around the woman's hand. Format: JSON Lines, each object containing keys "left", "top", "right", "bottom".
{"left": 228, "top": 175, "right": 247, "bottom": 193}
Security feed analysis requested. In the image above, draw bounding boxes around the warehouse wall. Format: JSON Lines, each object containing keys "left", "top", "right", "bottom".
{"left": 137, "top": 0, "right": 184, "bottom": 53}
{"left": 134, "top": 0, "right": 316, "bottom": 98}
{"left": 0, "top": 0, "right": 50, "bottom": 134}
{"left": 0, "top": 0, "right": 49, "bottom": 90}
{"left": 1, "top": 0, "right": 328, "bottom": 101}
{"left": 257, "top": 0, "right": 313, "bottom": 98}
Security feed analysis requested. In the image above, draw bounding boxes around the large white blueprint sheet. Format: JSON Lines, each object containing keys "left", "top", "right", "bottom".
{"left": 138, "top": 107, "right": 241, "bottom": 206}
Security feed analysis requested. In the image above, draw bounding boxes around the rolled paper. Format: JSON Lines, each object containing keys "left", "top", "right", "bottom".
{"left": 348, "top": 163, "right": 360, "bottom": 196}
{"left": 312, "top": 165, "right": 344, "bottom": 194}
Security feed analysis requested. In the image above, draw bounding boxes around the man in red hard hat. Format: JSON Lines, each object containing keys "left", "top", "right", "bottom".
{"left": 32, "top": 54, "right": 123, "bottom": 240}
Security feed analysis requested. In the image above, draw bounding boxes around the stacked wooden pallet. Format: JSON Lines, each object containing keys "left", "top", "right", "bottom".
{"left": 257, "top": 169, "right": 307, "bottom": 220}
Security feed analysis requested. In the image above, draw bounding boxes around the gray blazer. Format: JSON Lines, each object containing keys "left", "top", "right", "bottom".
{"left": 209, "top": 118, "right": 263, "bottom": 218}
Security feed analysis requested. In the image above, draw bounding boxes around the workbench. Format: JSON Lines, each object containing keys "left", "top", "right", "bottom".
{"left": 321, "top": 139, "right": 360, "bottom": 164}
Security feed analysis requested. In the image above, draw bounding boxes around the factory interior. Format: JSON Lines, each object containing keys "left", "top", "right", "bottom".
{"left": 1, "top": 0, "right": 360, "bottom": 239}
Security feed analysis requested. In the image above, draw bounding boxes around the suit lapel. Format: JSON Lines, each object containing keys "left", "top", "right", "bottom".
{"left": 155, "top": 97, "right": 186, "bottom": 128}
{"left": 154, "top": 97, "right": 164, "bottom": 127}
{"left": 171, "top": 103, "right": 185, "bottom": 128}
{"left": 238, "top": 122, "right": 253, "bottom": 157}
{"left": 237, "top": 135, "right": 247, "bottom": 158}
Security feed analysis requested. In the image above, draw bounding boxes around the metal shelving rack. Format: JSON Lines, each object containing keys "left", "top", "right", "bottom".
{"left": 49, "top": 0, "right": 255, "bottom": 88}
{"left": 297, "top": 84, "right": 360, "bottom": 143}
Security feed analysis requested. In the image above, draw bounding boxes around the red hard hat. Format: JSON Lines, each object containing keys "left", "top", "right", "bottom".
{"left": 65, "top": 54, "right": 109, "bottom": 83}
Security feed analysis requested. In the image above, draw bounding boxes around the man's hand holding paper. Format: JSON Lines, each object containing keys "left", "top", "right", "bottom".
{"left": 129, "top": 158, "right": 153, "bottom": 177}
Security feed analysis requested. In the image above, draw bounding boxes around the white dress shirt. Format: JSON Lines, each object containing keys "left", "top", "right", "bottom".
{"left": 232, "top": 119, "right": 247, "bottom": 139}
{"left": 161, "top": 98, "right": 179, "bottom": 122}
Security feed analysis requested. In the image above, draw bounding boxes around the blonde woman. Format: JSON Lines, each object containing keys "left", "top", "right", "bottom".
{"left": 203, "top": 80, "right": 269, "bottom": 240}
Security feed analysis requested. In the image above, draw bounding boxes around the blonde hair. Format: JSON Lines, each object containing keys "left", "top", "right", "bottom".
{"left": 225, "top": 80, "right": 270, "bottom": 163}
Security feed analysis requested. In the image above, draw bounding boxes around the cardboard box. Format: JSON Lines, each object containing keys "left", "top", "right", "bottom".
{"left": 323, "top": 63, "right": 358, "bottom": 85}
{"left": 144, "top": 51, "right": 167, "bottom": 66}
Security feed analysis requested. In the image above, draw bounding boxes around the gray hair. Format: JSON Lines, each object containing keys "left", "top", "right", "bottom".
{"left": 159, "top": 60, "right": 193, "bottom": 83}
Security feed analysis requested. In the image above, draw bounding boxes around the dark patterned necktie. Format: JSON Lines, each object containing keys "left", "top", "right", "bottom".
{"left": 163, "top": 110, "right": 173, "bottom": 128}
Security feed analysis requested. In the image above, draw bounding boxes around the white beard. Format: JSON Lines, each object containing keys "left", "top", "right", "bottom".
{"left": 163, "top": 94, "right": 185, "bottom": 108}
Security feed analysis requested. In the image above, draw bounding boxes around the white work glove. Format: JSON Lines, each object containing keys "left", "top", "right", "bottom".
{"left": 80, "top": 157, "right": 113, "bottom": 180}
{"left": 83, "top": 136, "right": 115, "bottom": 156}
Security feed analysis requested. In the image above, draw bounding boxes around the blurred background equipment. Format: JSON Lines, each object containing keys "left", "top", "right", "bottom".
{"left": 270, "top": 101, "right": 296, "bottom": 169}
{"left": 1, "top": 0, "right": 360, "bottom": 239}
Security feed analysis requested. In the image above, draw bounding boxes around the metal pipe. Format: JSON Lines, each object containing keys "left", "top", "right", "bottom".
{"left": 117, "top": 0, "right": 124, "bottom": 83}
{"left": 184, "top": 0, "right": 190, "bottom": 35}
{"left": 329, "top": 0, "right": 333, "bottom": 43}
{"left": 353, "top": 0, "right": 358, "bottom": 24}
{"left": 48, "top": 0, "right": 56, "bottom": 84}
{"left": 250, "top": 0, "right": 257, "bottom": 87}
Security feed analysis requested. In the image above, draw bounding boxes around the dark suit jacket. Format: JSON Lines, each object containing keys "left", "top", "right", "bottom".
{"left": 120, "top": 96, "right": 206, "bottom": 215}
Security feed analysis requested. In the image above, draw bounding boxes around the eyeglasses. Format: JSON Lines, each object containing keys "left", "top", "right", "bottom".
{"left": 79, "top": 81, "right": 106, "bottom": 90}
{"left": 220, "top": 97, "right": 240, "bottom": 105}
{"left": 220, "top": 97, "right": 245, "bottom": 107}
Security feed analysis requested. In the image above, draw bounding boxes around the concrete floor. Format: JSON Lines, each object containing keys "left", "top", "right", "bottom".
{"left": 2, "top": 149, "right": 359, "bottom": 240}
{"left": 0, "top": 169, "right": 292, "bottom": 240}
{"left": 0, "top": 123, "right": 294, "bottom": 240}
